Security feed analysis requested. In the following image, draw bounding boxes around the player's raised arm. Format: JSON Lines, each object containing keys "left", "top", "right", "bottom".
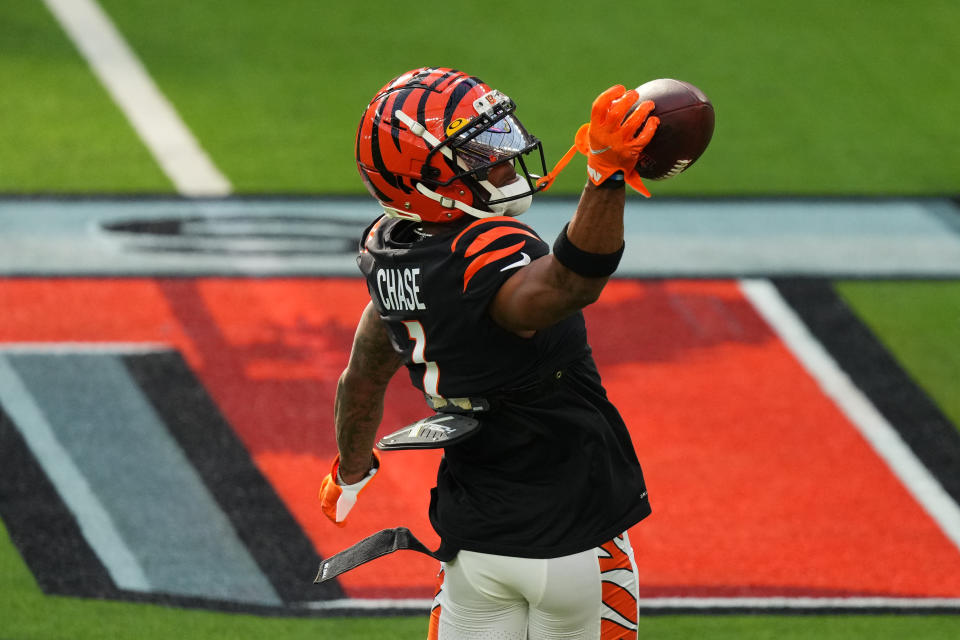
{"left": 490, "top": 86, "right": 659, "bottom": 334}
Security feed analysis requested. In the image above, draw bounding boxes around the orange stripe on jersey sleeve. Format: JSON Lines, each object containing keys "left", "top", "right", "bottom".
{"left": 450, "top": 216, "right": 517, "bottom": 252}
{"left": 463, "top": 226, "right": 539, "bottom": 258}
{"left": 462, "top": 241, "right": 525, "bottom": 292}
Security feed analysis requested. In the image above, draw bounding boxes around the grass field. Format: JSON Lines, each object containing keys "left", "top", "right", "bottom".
{"left": 1, "top": 1, "right": 959, "bottom": 638}
{"left": 0, "top": 0, "right": 169, "bottom": 191}
{"left": 838, "top": 281, "right": 960, "bottom": 432}
{"left": 3, "top": 1, "right": 959, "bottom": 195}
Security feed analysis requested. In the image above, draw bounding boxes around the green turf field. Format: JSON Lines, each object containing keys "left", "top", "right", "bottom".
{"left": 1, "top": 1, "right": 958, "bottom": 638}
{"left": 0, "top": 0, "right": 170, "bottom": 192}
{"left": 837, "top": 281, "right": 960, "bottom": 431}
{"left": 3, "top": 0, "right": 959, "bottom": 195}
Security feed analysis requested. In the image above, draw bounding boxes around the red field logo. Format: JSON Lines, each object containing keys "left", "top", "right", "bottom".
{"left": 1, "top": 277, "right": 959, "bottom": 613}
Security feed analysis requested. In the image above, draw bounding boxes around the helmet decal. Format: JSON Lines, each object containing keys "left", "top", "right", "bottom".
{"left": 446, "top": 118, "right": 469, "bottom": 137}
{"left": 442, "top": 77, "right": 481, "bottom": 131}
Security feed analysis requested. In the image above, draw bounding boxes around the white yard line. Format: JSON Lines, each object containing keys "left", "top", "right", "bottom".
{"left": 634, "top": 596, "right": 960, "bottom": 610}
{"left": 0, "top": 342, "right": 170, "bottom": 354}
{"left": 0, "top": 355, "right": 152, "bottom": 592}
{"left": 43, "top": 0, "right": 232, "bottom": 196}
{"left": 298, "top": 596, "right": 960, "bottom": 612}
{"left": 740, "top": 278, "right": 960, "bottom": 553}
{"left": 300, "top": 598, "right": 434, "bottom": 611}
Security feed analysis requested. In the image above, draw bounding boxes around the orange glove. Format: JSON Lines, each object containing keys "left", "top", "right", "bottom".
{"left": 576, "top": 85, "right": 659, "bottom": 196}
{"left": 536, "top": 85, "right": 659, "bottom": 196}
{"left": 319, "top": 451, "right": 380, "bottom": 527}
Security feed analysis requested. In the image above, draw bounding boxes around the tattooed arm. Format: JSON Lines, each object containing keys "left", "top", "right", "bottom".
{"left": 334, "top": 302, "right": 405, "bottom": 484}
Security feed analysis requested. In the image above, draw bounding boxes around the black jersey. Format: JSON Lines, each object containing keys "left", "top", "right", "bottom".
{"left": 358, "top": 214, "right": 650, "bottom": 558}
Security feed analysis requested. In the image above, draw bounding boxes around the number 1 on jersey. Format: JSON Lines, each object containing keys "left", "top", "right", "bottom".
{"left": 402, "top": 320, "right": 440, "bottom": 397}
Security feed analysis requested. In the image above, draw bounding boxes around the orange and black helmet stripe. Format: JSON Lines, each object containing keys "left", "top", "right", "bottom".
{"left": 356, "top": 67, "right": 513, "bottom": 222}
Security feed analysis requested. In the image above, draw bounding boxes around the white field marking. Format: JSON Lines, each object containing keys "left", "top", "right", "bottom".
{"left": 42, "top": 0, "right": 232, "bottom": 196}
{"left": 296, "top": 596, "right": 960, "bottom": 612}
{"left": 635, "top": 597, "right": 960, "bottom": 610}
{"left": 298, "top": 598, "right": 434, "bottom": 611}
{"left": 0, "top": 356, "right": 151, "bottom": 592}
{"left": 0, "top": 342, "right": 170, "bottom": 354}
{"left": 740, "top": 278, "right": 960, "bottom": 552}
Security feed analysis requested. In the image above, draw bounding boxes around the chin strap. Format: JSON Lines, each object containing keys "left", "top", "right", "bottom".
{"left": 536, "top": 122, "right": 651, "bottom": 197}
{"left": 415, "top": 182, "right": 501, "bottom": 219}
{"left": 535, "top": 140, "right": 580, "bottom": 192}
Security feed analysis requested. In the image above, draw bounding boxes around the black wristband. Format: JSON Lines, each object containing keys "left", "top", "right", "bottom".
{"left": 596, "top": 170, "right": 626, "bottom": 189}
{"left": 552, "top": 223, "right": 624, "bottom": 278}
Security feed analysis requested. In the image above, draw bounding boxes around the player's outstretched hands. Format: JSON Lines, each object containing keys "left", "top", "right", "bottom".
{"left": 319, "top": 451, "right": 380, "bottom": 527}
{"left": 575, "top": 85, "right": 659, "bottom": 196}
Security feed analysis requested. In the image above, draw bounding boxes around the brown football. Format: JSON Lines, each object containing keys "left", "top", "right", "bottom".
{"left": 630, "top": 78, "right": 714, "bottom": 180}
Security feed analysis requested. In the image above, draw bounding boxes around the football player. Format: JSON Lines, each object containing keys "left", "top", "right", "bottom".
{"left": 320, "top": 67, "right": 659, "bottom": 640}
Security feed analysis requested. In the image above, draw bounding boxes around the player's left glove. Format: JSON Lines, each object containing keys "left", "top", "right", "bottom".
{"left": 319, "top": 451, "right": 380, "bottom": 527}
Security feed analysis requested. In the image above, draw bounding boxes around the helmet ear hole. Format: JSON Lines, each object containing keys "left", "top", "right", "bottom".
{"left": 420, "top": 164, "right": 441, "bottom": 182}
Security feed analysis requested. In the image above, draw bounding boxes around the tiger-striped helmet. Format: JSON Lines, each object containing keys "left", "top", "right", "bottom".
{"left": 355, "top": 67, "right": 548, "bottom": 223}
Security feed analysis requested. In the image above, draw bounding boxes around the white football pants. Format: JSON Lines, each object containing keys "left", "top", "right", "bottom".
{"left": 427, "top": 532, "right": 639, "bottom": 640}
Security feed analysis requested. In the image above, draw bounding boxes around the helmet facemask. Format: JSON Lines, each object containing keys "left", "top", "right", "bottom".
{"left": 408, "top": 90, "right": 548, "bottom": 219}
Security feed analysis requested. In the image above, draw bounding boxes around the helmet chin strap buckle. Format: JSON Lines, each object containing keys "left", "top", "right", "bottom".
{"left": 415, "top": 183, "right": 499, "bottom": 219}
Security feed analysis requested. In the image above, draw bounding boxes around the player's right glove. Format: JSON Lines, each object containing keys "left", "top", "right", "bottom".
{"left": 536, "top": 85, "right": 659, "bottom": 196}
{"left": 319, "top": 451, "right": 380, "bottom": 527}
{"left": 575, "top": 85, "right": 659, "bottom": 195}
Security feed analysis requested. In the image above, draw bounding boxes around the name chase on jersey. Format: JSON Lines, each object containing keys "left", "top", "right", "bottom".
{"left": 375, "top": 266, "right": 427, "bottom": 311}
